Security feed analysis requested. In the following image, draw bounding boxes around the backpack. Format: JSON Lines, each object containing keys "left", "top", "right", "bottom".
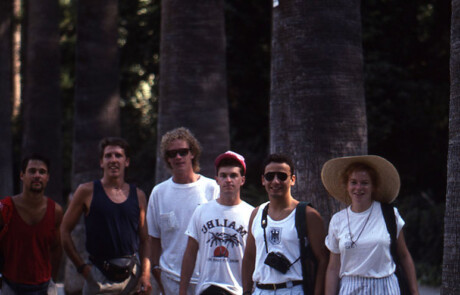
{"left": 381, "top": 203, "right": 410, "bottom": 295}
{"left": 295, "top": 202, "right": 317, "bottom": 295}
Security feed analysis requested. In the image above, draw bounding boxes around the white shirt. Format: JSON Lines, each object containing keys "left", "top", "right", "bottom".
{"left": 325, "top": 201, "right": 405, "bottom": 278}
{"left": 252, "top": 202, "right": 303, "bottom": 284}
{"left": 186, "top": 199, "right": 254, "bottom": 295}
{"left": 146, "top": 175, "right": 219, "bottom": 282}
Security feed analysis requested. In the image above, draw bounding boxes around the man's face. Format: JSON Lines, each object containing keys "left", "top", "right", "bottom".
{"left": 100, "top": 145, "right": 130, "bottom": 177}
{"left": 216, "top": 166, "right": 245, "bottom": 195}
{"left": 20, "top": 160, "right": 50, "bottom": 193}
{"left": 262, "top": 162, "right": 295, "bottom": 199}
{"left": 166, "top": 139, "right": 194, "bottom": 174}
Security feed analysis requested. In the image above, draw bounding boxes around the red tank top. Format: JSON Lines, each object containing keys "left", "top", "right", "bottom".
{"left": 1, "top": 197, "right": 56, "bottom": 284}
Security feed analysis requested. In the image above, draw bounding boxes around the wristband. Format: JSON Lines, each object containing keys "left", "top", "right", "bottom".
{"left": 77, "top": 263, "right": 88, "bottom": 274}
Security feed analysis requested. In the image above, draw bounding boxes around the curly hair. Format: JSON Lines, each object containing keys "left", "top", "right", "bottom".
{"left": 160, "top": 127, "right": 202, "bottom": 172}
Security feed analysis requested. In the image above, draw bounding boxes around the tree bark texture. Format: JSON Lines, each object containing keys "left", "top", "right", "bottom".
{"left": 442, "top": 1, "right": 460, "bottom": 293}
{"left": 68, "top": 0, "right": 120, "bottom": 293}
{"left": 72, "top": 0, "right": 120, "bottom": 191}
{"left": 270, "top": 0, "right": 367, "bottom": 225}
{"left": 0, "top": 0, "right": 14, "bottom": 196}
{"left": 156, "top": 0, "right": 230, "bottom": 182}
{"left": 22, "top": 0, "right": 62, "bottom": 204}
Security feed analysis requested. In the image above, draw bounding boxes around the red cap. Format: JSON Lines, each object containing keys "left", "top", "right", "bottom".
{"left": 214, "top": 151, "right": 246, "bottom": 174}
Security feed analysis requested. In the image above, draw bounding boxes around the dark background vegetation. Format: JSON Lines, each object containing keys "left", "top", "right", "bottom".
{"left": 11, "top": 0, "right": 449, "bottom": 286}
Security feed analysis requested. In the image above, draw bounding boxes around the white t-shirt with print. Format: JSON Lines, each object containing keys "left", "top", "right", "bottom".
{"left": 186, "top": 199, "right": 254, "bottom": 295}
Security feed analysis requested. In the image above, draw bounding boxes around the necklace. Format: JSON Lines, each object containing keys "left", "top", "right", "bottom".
{"left": 346, "top": 202, "right": 374, "bottom": 249}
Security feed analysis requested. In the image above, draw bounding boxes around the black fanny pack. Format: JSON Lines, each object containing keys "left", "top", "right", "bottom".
{"left": 90, "top": 255, "right": 136, "bottom": 282}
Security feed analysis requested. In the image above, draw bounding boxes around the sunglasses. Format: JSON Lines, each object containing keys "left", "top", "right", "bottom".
{"left": 263, "top": 172, "right": 290, "bottom": 182}
{"left": 166, "top": 148, "right": 190, "bottom": 158}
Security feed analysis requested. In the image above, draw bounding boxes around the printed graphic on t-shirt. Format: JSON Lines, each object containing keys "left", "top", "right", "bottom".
{"left": 269, "top": 227, "right": 282, "bottom": 245}
{"left": 201, "top": 218, "right": 248, "bottom": 262}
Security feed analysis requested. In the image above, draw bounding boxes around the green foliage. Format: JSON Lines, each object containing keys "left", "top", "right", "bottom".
{"left": 119, "top": 0, "right": 161, "bottom": 193}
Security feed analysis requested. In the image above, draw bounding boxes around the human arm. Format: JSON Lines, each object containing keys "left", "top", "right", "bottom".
{"left": 136, "top": 189, "right": 152, "bottom": 294}
{"left": 60, "top": 183, "right": 92, "bottom": 278}
{"left": 242, "top": 207, "right": 258, "bottom": 295}
{"left": 325, "top": 253, "right": 341, "bottom": 295}
{"left": 51, "top": 203, "right": 64, "bottom": 281}
{"left": 306, "top": 206, "right": 329, "bottom": 295}
{"left": 397, "top": 231, "right": 419, "bottom": 295}
{"left": 179, "top": 237, "right": 199, "bottom": 295}
{"left": 150, "top": 236, "right": 165, "bottom": 294}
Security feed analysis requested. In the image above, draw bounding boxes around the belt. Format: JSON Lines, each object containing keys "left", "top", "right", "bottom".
{"left": 256, "top": 280, "right": 303, "bottom": 290}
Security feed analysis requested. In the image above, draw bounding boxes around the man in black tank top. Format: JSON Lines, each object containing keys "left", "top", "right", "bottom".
{"left": 61, "top": 137, "right": 152, "bottom": 294}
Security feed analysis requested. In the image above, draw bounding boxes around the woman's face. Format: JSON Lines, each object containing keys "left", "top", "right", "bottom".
{"left": 347, "top": 170, "right": 373, "bottom": 206}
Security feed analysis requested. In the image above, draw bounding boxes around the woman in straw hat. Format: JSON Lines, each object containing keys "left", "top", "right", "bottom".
{"left": 321, "top": 155, "right": 419, "bottom": 295}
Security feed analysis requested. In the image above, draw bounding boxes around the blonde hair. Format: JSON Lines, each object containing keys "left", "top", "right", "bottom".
{"left": 160, "top": 127, "right": 201, "bottom": 172}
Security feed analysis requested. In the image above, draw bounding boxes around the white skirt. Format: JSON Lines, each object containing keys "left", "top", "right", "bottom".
{"left": 339, "top": 273, "right": 400, "bottom": 295}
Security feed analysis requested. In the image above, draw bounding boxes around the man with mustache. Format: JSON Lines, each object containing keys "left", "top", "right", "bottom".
{"left": 61, "top": 137, "right": 151, "bottom": 294}
{"left": 0, "top": 154, "right": 63, "bottom": 295}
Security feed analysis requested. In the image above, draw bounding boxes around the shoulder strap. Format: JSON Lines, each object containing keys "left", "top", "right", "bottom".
{"left": 295, "top": 201, "right": 316, "bottom": 295}
{"left": 295, "top": 202, "right": 309, "bottom": 244}
{"left": 261, "top": 203, "right": 269, "bottom": 253}
{"left": 381, "top": 203, "right": 399, "bottom": 263}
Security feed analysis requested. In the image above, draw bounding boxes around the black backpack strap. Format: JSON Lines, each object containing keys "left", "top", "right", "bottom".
{"left": 381, "top": 203, "right": 399, "bottom": 263}
{"left": 295, "top": 201, "right": 316, "bottom": 295}
{"left": 381, "top": 203, "right": 410, "bottom": 294}
{"left": 261, "top": 203, "right": 269, "bottom": 253}
{"left": 295, "top": 202, "right": 309, "bottom": 247}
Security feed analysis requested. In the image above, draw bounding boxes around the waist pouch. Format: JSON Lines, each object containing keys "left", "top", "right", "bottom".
{"left": 90, "top": 255, "right": 136, "bottom": 282}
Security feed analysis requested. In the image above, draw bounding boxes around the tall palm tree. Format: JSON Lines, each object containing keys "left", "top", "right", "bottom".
{"left": 0, "top": 0, "right": 14, "bottom": 196}
{"left": 155, "top": 0, "right": 229, "bottom": 182}
{"left": 270, "top": 0, "right": 367, "bottom": 223}
{"left": 442, "top": 0, "right": 460, "bottom": 293}
{"left": 66, "top": 0, "right": 120, "bottom": 292}
{"left": 72, "top": 0, "right": 120, "bottom": 190}
{"left": 21, "top": 0, "right": 62, "bottom": 204}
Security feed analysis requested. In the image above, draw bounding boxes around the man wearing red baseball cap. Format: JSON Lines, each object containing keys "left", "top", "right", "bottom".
{"left": 179, "top": 151, "right": 254, "bottom": 295}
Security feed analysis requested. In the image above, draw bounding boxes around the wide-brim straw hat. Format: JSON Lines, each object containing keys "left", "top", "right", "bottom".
{"left": 321, "top": 155, "right": 400, "bottom": 205}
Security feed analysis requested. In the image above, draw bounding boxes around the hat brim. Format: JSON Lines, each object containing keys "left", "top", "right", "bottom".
{"left": 321, "top": 155, "right": 400, "bottom": 205}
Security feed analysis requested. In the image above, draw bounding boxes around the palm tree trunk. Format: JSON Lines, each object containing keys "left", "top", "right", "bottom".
{"left": 442, "top": 1, "right": 460, "bottom": 293}
{"left": 270, "top": 0, "right": 367, "bottom": 224}
{"left": 0, "top": 0, "right": 14, "bottom": 197}
{"left": 72, "top": 0, "right": 120, "bottom": 190}
{"left": 21, "top": 0, "right": 62, "bottom": 204}
{"left": 155, "top": 0, "right": 229, "bottom": 182}
{"left": 67, "top": 0, "right": 120, "bottom": 292}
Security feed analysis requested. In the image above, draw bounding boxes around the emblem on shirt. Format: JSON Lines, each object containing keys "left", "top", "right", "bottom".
{"left": 269, "top": 227, "right": 282, "bottom": 245}
{"left": 202, "top": 218, "right": 247, "bottom": 261}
